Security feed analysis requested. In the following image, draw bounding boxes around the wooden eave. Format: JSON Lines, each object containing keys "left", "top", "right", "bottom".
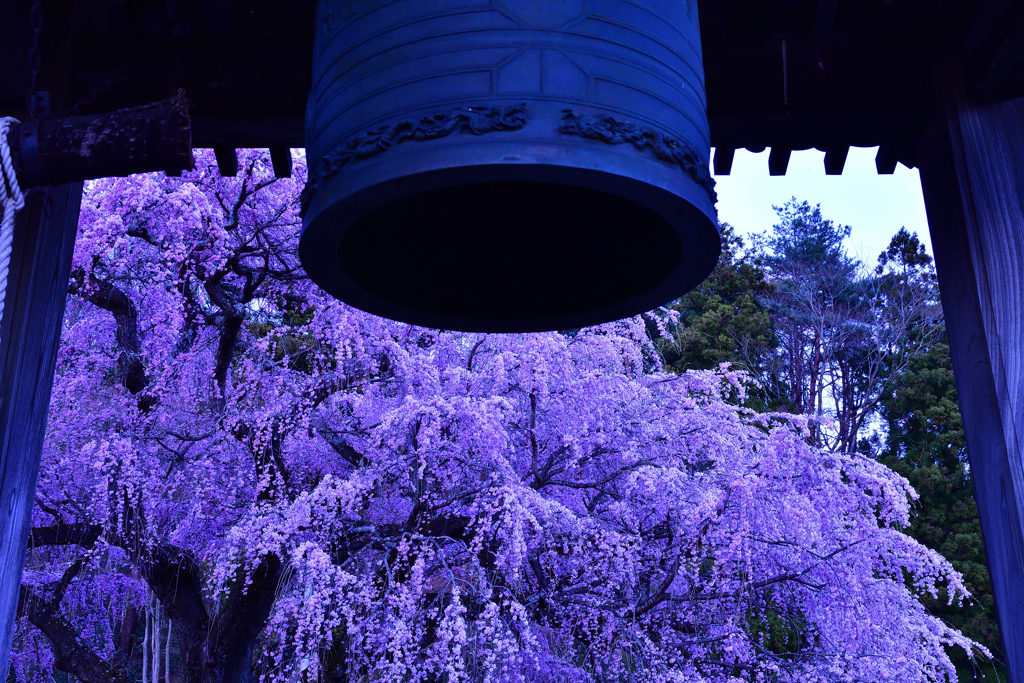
{"left": 0, "top": 0, "right": 1022, "bottom": 174}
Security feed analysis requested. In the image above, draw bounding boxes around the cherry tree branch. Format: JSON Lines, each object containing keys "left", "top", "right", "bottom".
{"left": 27, "top": 523, "right": 103, "bottom": 549}
{"left": 669, "top": 543, "right": 857, "bottom": 604}
{"left": 19, "top": 562, "right": 132, "bottom": 683}
{"left": 315, "top": 425, "right": 370, "bottom": 468}
{"left": 68, "top": 269, "right": 148, "bottom": 397}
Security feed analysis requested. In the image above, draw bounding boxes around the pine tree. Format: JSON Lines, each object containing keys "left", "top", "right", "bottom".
{"left": 660, "top": 223, "right": 778, "bottom": 407}
{"left": 877, "top": 337, "right": 1005, "bottom": 681}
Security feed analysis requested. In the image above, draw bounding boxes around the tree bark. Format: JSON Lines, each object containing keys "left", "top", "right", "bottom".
{"left": 140, "top": 546, "right": 210, "bottom": 683}
{"left": 69, "top": 271, "right": 148, "bottom": 396}
{"left": 19, "top": 564, "right": 132, "bottom": 683}
{"left": 27, "top": 523, "right": 103, "bottom": 549}
{"left": 211, "top": 556, "right": 282, "bottom": 683}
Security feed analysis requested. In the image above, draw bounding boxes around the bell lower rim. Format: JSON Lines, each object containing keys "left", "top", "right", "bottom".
{"left": 301, "top": 161, "right": 720, "bottom": 333}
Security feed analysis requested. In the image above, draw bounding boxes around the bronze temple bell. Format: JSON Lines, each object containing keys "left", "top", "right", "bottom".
{"left": 300, "top": 0, "right": 720, "bottom": 332}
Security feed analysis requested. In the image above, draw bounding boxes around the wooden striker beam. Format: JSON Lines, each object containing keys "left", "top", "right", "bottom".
{"left": 7, "top": 95, "right": 193, "bottom": 188}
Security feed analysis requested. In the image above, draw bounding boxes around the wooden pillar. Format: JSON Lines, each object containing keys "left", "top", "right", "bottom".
{"left": 0, "top": 183, "right": 83, "bottom": 669}
{"left": 918, "top": 93, "right": 1024, "bottom": 682}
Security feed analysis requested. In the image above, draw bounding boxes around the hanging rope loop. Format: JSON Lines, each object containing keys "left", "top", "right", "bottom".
{"left": 0, "top": 117, "right": 27, "bottom": 337}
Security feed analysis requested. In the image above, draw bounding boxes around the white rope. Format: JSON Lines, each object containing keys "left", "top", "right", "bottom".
{"left": 0, "top": 117, "right": 25, "bottom": 339}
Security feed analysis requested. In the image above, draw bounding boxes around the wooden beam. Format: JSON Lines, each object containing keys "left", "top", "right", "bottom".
{"left": 814, "top": 0, "right": 839, "bottom": 33}
{"left": 918, "top": 89, "right": 1024, "bottom": 683}
{"left": 269, "top": 145, "right": 292, "bottom": 178}
{"left": 75, "top": 0, "right": 114, "bottom": 35}
{"left": 768, "top": 147, "right": 791, "bottom": 175}
{"left": 192, "top": 117, "right": 304, "bottom": 148}
{"left": 823, "top": 143, "right": 849, "bottom": 175}
{"left": 709, "top": 112, "right": 930, "bottom": 151}
{"left": 713, "top": 147, "right": 735, "bottom": 175}
{"left": 214, "top": 146, "right": 238, "bottom": 177}
{"left": 58, "top": 32, "right": 934, "bottom": 150}
{"left": 963, "top": 0, "right": 1024, "bottom": 100}
{"left": 0, "top": 0, "right": 31, "bottom": 112}
{"left": 68, "top": 34, "right": 312, "bottom": 120}
{"left": 971, "top": 14, "right": 1024, "bottom": 100}
{"left": 0, "top": 183, "right": 84, "bottom": 669}
{"left": 875, "top": 142, "right": 900, "bottom": 174}
{"left": 165, "top": 0, "right": 192, "bottom": 36}
{"left": 704, "top": 33, "right": 933, "bottom": 120}
{"left": 6, "top": 95, "right": 193, "bottom": 187}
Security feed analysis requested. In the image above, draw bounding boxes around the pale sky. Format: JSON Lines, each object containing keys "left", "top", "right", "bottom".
{"left": 712, "top": 147, "right": 932, "bottom": 265}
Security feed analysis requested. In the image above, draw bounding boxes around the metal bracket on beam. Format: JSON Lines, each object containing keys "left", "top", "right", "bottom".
{"left": 26, "top": 92, "right": 50, "bottom": 122}
{"left": 768, "top": 147, "right": 791, "bottom": 176}
{"left": 16, "top": 121, "right": 45, "bottom": 188}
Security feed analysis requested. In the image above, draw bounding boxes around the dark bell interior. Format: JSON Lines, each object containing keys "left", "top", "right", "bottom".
{"left": 338, "top": 182, "right": 683, "bottom": 323}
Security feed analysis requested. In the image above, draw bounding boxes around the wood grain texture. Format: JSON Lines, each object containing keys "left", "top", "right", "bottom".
{"left": 963, "top": 0, "right": 1024, "bottom": 99}
{"left": 52, "top": 31, "right": 935, "bottom": 152}
{"left": 0, "top": 184, "right": 83, "bottom": 670}
{"left": 7, "top": 99, "right": 193, "bottom": 188}
{"left": 919, "top": 94, "right": 1024, "bottom": 682}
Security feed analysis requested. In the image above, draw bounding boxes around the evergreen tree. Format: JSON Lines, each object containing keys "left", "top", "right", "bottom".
{"left": 660, "top": 223, "right": 778, "bottom": 406}
{"left": 756, "top": 199, "right": 855, "bottom": 277}
{"left": 752, "top": 199, "right": 860, "bottom": 428}
{"left": 663, "top": 210, "right": 1000, "bottom": 680}
{"left": 877, "top": 337, "right": 1004, "bottom": 680}
{"left": 749, "top": 206, "right": 943, "bottom": 452}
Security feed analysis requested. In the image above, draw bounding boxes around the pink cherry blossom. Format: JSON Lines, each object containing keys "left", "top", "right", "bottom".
{"left": 9, "top": 150, "right": 987, "bottom": 683}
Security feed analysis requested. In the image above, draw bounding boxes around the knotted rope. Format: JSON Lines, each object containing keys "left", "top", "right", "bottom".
{"left": 0, "top": 118, "right": 25, "bottom": 340}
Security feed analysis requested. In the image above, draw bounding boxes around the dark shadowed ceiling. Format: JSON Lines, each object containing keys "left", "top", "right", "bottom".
{"left": 1, "top": 0, "right": 1022, "bottom": 175}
